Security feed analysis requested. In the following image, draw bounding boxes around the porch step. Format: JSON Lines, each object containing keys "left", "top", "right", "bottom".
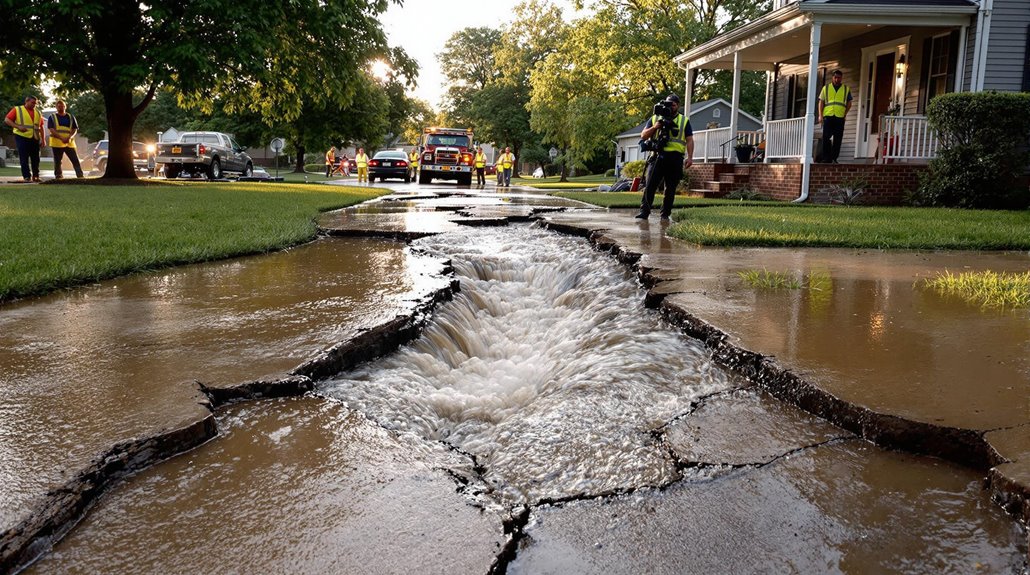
{"left": 718, "top": 173, "right": 750, "bottom": 184}
{"left": 705, "top": 180, "right": 738, "bottom": 193}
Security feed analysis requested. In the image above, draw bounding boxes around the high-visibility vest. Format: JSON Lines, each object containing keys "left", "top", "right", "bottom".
{"left": 48, "top": 113, "right": 77, "bottom": 148}
{"left": 650, "top": 114, "right": 688, "bottom": 153}
{"left": 325, "top": 149, "right": 335, "bottom": 164}
{"left": 499, "top": 153, "right": 514, "bottom": 169}
{"left": 819, "top": 84, "right": 850, "bottom": 118}
{"left": 355, "top": 153, "right": 368, "bottom": 168}
{"left": 12, "top": 106, "right": 40, "bottom": 139}
{"left": 409, "top": 151, "right": 419, "bottom": 167}
{"left": 474, "top": 152, "right": 486, "bottom": 168}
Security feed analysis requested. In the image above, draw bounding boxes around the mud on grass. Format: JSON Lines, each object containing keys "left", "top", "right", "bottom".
{"left": 0, "top": 182, "right": 389, "bottom": 302}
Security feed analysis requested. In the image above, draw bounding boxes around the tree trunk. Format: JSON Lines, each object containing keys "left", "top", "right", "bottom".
{"left": 101, "top": 91, "right": 139, "bottom": 180}
{"left": 512, "top": 143, "right": 522, "bottom": 179}
{"left": 293, "top": 143, "right": 306, "bottom": 173}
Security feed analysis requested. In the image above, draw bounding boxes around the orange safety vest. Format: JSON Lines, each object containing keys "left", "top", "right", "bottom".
{"left": 12, "top": 106, "right": 41, "bottom": 139}
{"left": 474, "top": 152, "right": 486, "bottom": 168}
{"left": 355, "top": 153, "right": 368, "bottom": 168}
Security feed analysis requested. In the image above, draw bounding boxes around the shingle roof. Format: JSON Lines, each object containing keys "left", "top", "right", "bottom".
{"left": 819, "top": 0, "right": 975, "bottom": 5}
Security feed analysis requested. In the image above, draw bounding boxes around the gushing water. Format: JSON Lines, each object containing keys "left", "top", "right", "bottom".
{"left": 321, "top": 226, "right": 740, "bottom": 504}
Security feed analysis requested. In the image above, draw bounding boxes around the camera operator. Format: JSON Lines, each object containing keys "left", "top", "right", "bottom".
{"left": 636, "top": 94, "right": 694, "bottom": 221}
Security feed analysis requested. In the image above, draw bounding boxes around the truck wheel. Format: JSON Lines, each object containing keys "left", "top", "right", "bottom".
{"left": 207, "top": 158, "right": 222, "bottom": 180}
{"left": 418, "top": 172, "right": 430, "bottom": 185}
{"left": 164, "top": 165, "right": 181, "bottom": 179}
{"left": 459, "top": 174, "right": 472, "bottom": 186}
{"left": 404, "top": 174, "right": 411, "bottom": 183}
{"left": 242, "top": 163, "right": 253, "bottom": 177}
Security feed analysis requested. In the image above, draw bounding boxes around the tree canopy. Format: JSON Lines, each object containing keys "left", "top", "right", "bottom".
{"left": 0, "top": 0, "right": 410, "bottom": 178}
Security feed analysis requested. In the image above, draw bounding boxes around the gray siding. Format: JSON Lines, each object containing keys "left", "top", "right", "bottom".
{"left": 690, "top": 103, "right": 763, "bottom": 131}
{"left": 982, "top": 0, "right": 1030, "bottom": 91}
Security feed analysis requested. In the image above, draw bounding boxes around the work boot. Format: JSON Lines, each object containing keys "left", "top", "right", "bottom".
{"left": 635, "top": 211, "right": 649, "bottom": 219}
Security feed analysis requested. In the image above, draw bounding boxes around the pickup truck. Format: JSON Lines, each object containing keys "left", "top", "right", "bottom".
{"left": 156, "top": 131, "right": 253, "bottom": 179}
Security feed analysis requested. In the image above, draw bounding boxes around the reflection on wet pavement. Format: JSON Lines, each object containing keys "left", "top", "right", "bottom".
{"left": 0, "top": 238, "right": 448, "bottom": 529}
{"left": 32, "top": 398, "right": 505, "bottom": 574}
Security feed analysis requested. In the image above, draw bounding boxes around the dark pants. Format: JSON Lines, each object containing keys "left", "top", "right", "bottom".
{"left": 15, "top": 135, "right": 40, "bottom": 180}
{"left": 821, "top": 117, "right": 845, "bottom": 162}
{"left": 52, "top": 146, "right": 84, "bottom": 178}
{"left": 476, "top": 167, "right": 485, "bottom": 185}
{"left": 325, "top": 163, "right": 332, "bottom": 177}
{"left": 640, "top": 152, "right": 684, "bottom": 218}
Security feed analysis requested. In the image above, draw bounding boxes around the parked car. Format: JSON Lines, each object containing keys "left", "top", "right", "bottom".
{"left": 368, "top": 150, "right": 410, "bottom": 183}
{"left": 91, "top": 140, "right": 152, "bottom": 174}
{"left": 485, "top": 163, "right": 497, "bottom": 176}
{"left": 155, "top": 131, "right": 253, "bottom": 179}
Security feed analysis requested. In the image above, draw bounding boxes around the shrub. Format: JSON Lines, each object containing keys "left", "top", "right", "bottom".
{"left": 621, "top": 160, "right": 646, "bottom": 179}
{"left": 914, "top": 92, "right": 1030, "bottom": 209}
{"left": 727, "top": 184, "right": 769, "bottom": 201}
{"left": 304, "top": 163, "right": 325, "bottom": 173}
{"left": 821, "top": 176, "right": 867, "bottom": 206}
{"left": 605, "top": 168, "right": 616, "bottom": 177}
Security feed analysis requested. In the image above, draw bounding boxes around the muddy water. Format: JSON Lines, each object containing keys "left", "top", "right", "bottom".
{"left": 33, "top": 222, "right": 1027, "bottom": 571}
{"left": 30, "top": 398, "right": 505, "bottom": 574}
{"left": 648, "top": 248, "right": 1030, "bottom": 429}
{"left": 0, "top": 238, "right": 448, "bottom": 526}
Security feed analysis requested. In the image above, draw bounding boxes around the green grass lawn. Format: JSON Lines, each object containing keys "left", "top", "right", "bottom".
{"left": 0, "top": 180, "right": 387, "bottom": 301}
{"left": 0, "top": 166, "right": 26, "bottom": 177}
{"left": 666, "top": 205, "right": 1030, "bottom": 250}
{"left": 513, "top": 173, "right": 616, "bottom": 190}
{"left": 552, "top": 191, "right": 766, "bottom": 209}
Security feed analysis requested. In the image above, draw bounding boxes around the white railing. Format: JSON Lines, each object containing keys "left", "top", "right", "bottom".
{"left": 765, "top": 117, "right": 806, "bottom": 159}
{"left": 693, "top": 127, "right": 731, "bottom": 162}
{"left": 879, "top": 115, "right": 940, "bottom": 162}
{"left": 692, "top": 128, "right": 763, "bottom": 162}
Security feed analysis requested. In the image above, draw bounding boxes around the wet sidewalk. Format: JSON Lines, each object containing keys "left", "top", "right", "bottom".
{"left": 538, "top": 209, "right": 1030, "bottom": 525}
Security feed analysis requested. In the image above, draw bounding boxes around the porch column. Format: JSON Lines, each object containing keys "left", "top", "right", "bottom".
{"left": 730, "top": 51, "right": 742, "bottom": 163}
{"left": 955, "top": 25, "right": 968, "bottom": 92}
{"left": 798, "top": 21, "right": 822, "bottom": 203}
{"left": 683, "top": 66, "right": 694, "bottom": 112}
{"left": 764, "top": 70, "right": 773, "bottom": 163}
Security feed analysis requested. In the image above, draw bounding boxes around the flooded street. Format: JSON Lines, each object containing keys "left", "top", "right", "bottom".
{"left": 3, "top": 181, "right": 1028, "bottom": 573}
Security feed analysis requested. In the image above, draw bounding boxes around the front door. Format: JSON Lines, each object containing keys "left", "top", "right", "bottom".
{"left": 858, "top": 38, "right": 908, "bottom": 158}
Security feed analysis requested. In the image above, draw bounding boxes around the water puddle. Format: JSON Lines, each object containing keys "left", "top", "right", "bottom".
{"left": 0, "top": 238, "right": 448, "bottom": 526}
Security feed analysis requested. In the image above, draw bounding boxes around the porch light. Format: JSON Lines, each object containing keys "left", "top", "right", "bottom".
{"left": 895, "top": 54, "right": 907, "bottom": 78}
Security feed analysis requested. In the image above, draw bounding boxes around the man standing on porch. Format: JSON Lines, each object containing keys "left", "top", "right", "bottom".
{"left": 817, "top": 70, "right": 852, "bottom": 163}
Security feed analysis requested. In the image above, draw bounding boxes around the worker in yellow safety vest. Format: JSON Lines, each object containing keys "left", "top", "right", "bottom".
{"left": 47, "top": 100, "right": 84, "bottom": 179}
{"left": 408, "top": 148, "right": 420, "bottom": 181}
{"left": 498, "top": 147, "right": 515, "bottom": 187}
{"left": 474, "top": 146, "right": 487, "bottom": 186}
{"left": 355, "top": 147, "right": 369, "bottom": 183}
{"left": 4, "top": 95, "right": 46, "bottom": 182}
{"left": 325, "top": 146, "right": 337, "bottom": 177}
{"left": 817, "top": 69, "right": 852, "bottom": 163}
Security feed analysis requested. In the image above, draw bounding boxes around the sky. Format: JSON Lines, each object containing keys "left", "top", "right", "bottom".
{"left": 381, "top": 0, "right": 584, "bottom": 110}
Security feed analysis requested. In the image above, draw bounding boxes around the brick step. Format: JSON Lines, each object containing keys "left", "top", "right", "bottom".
{"left": 733, "top": 164, "right": 755, "bottom": 175}
{"left": 719, "top": 173, "right": 750, "bottom": 184}
{"left": 705, "top": 180, "right": 738, "bottom": 193}
{"left": 686, "top": 188, "right": 729, "bottom": 198}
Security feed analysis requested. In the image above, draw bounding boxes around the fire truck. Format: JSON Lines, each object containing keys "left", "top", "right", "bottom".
{"left": 417, "top": 127, "right": 474, "bottom": 186}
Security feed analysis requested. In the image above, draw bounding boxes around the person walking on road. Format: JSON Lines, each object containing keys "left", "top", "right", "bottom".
{"left": 4, "top": 96, "right": 46, "bottom": 182}
{"left": 47, "top": 100, "right": 84, "bottom": 179}
{"left": 498, "top": 146, "right": 515, "bottom": 187}
{"left": 325, "top": 146, "right": 337, "bottom": 177}
{"left": 636, "top": 94, "right": 694, "bottom": 221}
{"left": 817, "top": 69, "right": 852, "bottom": 163}
{"left": 355, "top": 147, "right": 369, "bottom": 183}
{"left": 474, "top": 146, "right": 487, "bottom": 186}
{"left": 408, "top": 147, "right": 420, "bottom": 181}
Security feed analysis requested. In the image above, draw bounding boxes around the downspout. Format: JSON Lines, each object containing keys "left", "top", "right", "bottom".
{"left": 976, "top": 0, "right": 994, "bottom": 91}
{"left": 796, "top": 21, "right": 822, "bottom": 203}
{"left": 969, "top": 0, "right": 992, "bottom": 92}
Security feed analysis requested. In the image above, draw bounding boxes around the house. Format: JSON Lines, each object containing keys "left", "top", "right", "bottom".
{"left": 674, "top": 0, "right": 1030, "bottom": 203}
{"left": 615, "top": 98, "right": 763, "bottom": 174}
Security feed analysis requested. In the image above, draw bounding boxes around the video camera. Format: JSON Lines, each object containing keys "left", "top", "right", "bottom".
{"left": 640, "top": 98, "right": 678, "bottom": 153}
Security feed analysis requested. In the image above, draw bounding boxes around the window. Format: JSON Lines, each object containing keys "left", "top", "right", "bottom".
{"left": 927, "top": 35, "right": 951, "bottom": 99}
{"left": 919, "top": 31, "right": 959, "bottom": 112}
{"left": 712, "top": 108, "right": 721, "bottom": 119}
{"left": 790, "top": 73, "right": 808, "bottom": 118}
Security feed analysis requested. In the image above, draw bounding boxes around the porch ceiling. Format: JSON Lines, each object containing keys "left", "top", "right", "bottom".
{"left": 676, "top": 2, "right": 976, "bottom": 71}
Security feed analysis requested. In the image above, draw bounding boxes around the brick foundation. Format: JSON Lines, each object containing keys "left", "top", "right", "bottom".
{"left": 684, "top": 162, "right": 927, "bottom": 205}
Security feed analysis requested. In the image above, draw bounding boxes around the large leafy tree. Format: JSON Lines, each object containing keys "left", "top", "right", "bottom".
{"left": 438, "top": 27, "right": 502, "bottom": 127}
{"left": 0, "top": 0, "right": 401, "bottom": 179}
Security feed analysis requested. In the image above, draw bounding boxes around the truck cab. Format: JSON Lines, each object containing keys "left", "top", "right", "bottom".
{"left": 417, "top": 127, "right": 474, "bottom": 186}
